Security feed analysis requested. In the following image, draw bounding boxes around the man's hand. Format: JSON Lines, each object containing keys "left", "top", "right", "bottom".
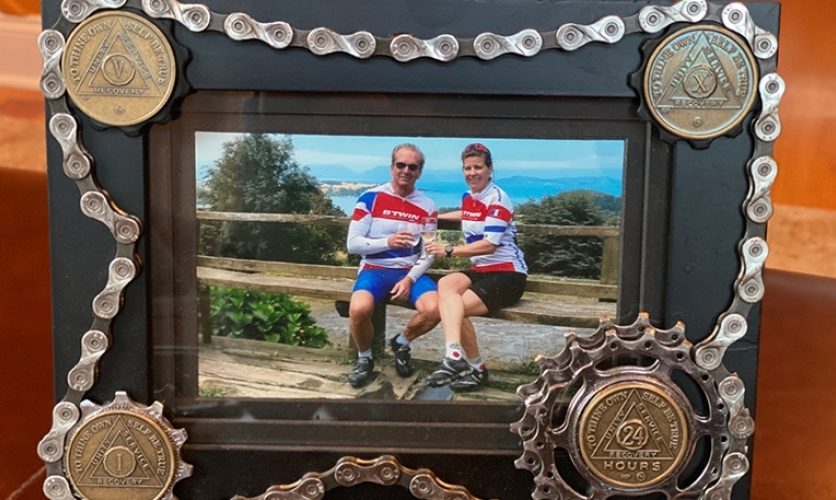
{"left": 387, "top": 231, "right": 416, "bottom": 249}
{"left": 390, "top": 276, "right": 413, "bottom": 302}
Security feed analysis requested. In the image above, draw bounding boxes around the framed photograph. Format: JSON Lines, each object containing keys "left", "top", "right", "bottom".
{"left": 39, "top": 0, "right": 781, "bottom": 498}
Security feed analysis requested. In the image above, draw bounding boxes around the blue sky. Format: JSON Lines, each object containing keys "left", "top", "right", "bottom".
{"left": 195, "top": 132, "right": 625, "bottom": 180}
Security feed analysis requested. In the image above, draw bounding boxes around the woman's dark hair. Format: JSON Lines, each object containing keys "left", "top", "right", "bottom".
{"left": 461, "top": 142, "right": 493, "bottom": 168}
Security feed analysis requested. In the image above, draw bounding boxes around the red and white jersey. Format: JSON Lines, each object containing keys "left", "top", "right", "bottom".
{"left": 461, "top": 182, "right": 527, "bottom": 274}
{"left": 346, "top": 183, "right": 437, "bottom": 281}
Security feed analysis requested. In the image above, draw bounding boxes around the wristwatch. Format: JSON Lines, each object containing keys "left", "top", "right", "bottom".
{"left": 445, "top": 244, "right": 455, "bottom": 257}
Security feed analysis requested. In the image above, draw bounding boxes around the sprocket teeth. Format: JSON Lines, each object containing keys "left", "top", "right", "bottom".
{"left": 511, "top": 313, "right": 750, "bottom": 498}
{"left": 50, "top": 392, "right": 192, "bottom": 500}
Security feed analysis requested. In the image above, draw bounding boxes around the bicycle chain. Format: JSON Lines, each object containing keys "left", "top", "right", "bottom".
{"left": 36, "top": 0, "right": 781, "bottom": 498}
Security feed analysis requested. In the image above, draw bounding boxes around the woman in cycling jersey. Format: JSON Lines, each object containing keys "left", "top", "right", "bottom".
{"left": 424, "top": 143, "right": 528, "bottom": 390}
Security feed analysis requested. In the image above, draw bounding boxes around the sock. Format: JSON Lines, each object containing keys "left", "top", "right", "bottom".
{"left": 358, "top": 349, "right": 373, "bottom": 360}
{"left": 445, "top": 342, "right": 464, "bottom": 360}
{"left": 395, "top": 334, "right": 410, "bottom": 347}
{"left": 467, "top": 357, "right": 485, "bottom": 372}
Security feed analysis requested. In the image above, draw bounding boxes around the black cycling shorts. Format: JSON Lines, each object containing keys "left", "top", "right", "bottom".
{"left": 459, "top": 269, "right": 527, "bottom": 314}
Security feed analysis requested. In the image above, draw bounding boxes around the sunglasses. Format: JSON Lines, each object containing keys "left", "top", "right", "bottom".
{"left": 394, "top": 161, "right": 421, "bottom": 172}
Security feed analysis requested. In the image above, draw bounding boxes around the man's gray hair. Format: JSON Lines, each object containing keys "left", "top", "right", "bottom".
{"left": 391, "top": 143, "right": 425, "bottom": 168}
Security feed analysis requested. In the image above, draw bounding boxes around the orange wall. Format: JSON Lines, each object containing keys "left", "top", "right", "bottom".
{"left": 0, "top": 0, "right": 37, "bottom": 15}
{"left": 772, "top": 0, "right": 836, "bottom": 210}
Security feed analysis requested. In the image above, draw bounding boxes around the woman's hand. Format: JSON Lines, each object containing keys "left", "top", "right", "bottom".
{"left": 425, "top": 241, "right": 446, "bottom": 256}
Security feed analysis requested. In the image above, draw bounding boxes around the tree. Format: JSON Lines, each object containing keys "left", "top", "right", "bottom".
{"left": 516, "top": 190, "right": 620, "bottom": 279}
{"left": 200, "top": 134, "right": 345, "bottom": 263}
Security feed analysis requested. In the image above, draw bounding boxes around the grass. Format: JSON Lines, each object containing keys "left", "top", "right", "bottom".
{"left": 199, "top": 385, "right": 228, "bottom": 398}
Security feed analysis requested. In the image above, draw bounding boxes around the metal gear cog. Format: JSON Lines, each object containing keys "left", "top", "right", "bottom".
{"left": 629, "top": 23, "right": 759, "bottom": 150}
{"left": 510, "top": 313, "right": 754, "bottom": 499}
{"left": 42, "top": 391, "right": 193, "bottom": 500}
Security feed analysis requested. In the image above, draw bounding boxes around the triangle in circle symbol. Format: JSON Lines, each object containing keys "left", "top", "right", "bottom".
{"left": 75, "top": 19, "right": 163, "bottom": 98}
{"left": 590, "top": 389, "right": 676, "bottom": 461}
{"left": 76, "top": 415, "right": 165, "bottom": 488}
{"left": 656, "top": 31, "right": 742, "bottom": 110}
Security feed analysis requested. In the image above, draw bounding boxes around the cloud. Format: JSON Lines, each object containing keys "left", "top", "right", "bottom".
{"left": 195, "top": 132, "right": 244, "bottom": 167}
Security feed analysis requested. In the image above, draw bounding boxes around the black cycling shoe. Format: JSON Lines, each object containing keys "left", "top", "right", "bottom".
{"left": 389, "top": 337, "right": 413, "bottom": 377}
{"left": 425, "top": 357, "right": 470, "bottom": 387}
{"left": 450, "top": 368, "right": 489, "bottom": 391}
{"left": 347, "top": 357, "right": 374, "bottom": 388}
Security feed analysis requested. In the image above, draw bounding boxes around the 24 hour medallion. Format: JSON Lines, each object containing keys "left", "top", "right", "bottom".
{"left": 578, "top": 382, "right": 689, "bottom": 489}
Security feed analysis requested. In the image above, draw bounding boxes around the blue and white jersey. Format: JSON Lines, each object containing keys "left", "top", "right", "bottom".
{"left": 346, "top": 183, "right": 437, "bottom": 282}
{"left": 461, "top": 182, "right": 527, "bottom": 274}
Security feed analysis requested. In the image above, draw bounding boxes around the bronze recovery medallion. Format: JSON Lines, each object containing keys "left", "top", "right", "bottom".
{"left": 643, "top": 24, "right": 758, "bottom": 140}
{"left": 64, "top": 409, "right": 176, "bottom": 499}
{"left": 62, "top": 11, "right": 176, "bottom": 127}
{"left": 578, "top": 381, "right": 689, "bottom": 489}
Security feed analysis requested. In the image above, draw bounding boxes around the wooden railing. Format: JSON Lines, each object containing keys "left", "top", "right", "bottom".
{"left": 196, "top": 211, "right": 620, "bottom": 285}
{"left": 196, "top": 258, "right": 618, "bottom": 348}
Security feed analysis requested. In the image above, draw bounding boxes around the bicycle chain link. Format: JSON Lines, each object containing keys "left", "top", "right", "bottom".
{"left": 36, "top": 0, "right": 781, "bottom": 497}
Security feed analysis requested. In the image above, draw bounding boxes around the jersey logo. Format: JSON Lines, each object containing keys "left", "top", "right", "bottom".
{"left": 381, "top": 209, "right": 420, "bottom": 221}
{"left": 371, "top": 192, "right": 430, "bottom": 222}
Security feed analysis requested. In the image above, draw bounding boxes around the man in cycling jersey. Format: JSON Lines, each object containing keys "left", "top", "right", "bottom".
{"left": 345, "top": 143, "right": 440, "bottom": 388}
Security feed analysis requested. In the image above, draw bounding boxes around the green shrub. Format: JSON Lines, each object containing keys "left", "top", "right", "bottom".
{"left": 208, "top": 287, "right": 330, "bottom": 348}
{"left": 516, "top": 190, "right": 621, "bottom": 280}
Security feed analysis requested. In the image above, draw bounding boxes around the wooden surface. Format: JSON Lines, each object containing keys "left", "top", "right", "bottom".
{"left": 765, "top": 204, "right": 836, "bottom": 278}
{"left": 198, "top": 255, "right": 619, "bottom": 299}
{"left": 773, "top": 0, "right": 836, "bottom": 211}
{"left": 197, "top": 266, "right": 616, "bottom": 328}
{"left": 751, "top": 270, "right": 836, "bottom": 500}
{"left": 0, "top": 168, "right": 52, "bottom": 498}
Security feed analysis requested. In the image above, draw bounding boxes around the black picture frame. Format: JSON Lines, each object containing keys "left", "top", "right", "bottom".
{"left": 42, "top": 1, "right": 780, "bottom": 498}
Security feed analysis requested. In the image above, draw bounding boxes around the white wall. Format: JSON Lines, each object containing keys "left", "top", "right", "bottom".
{"left": 0, "top": 13, "right": 41, "bottom": 89}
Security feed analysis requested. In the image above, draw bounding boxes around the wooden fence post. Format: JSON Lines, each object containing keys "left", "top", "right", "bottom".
{"left": 371, "top": 304, "right": 387, "bottom": 358}
{"left": 199, "top": 285, "right": 212, "bottom": 344}
{"left": 600, "top": 236, "right": 619, "bottom": 285}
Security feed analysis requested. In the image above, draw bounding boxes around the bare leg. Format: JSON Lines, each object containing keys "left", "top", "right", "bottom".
{"left": 438, "top": 275, "right": 489, "bottom": 345}
{"left": 348, "top": 290, "right": 375, "bottom": 352}
{"left": 427, "top": 278, "right": 490, "bottom": 388}
{"left": 403, "top": 291, "right": 440, "bottom": 341}
{"left": 437, "top": 273, "right": 475, "bottom": 344}
{"left": 460, "top": 318, "right": 479, "bottom": 359}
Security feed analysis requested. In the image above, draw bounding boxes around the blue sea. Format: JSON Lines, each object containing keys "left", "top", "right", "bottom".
{"left": 329, "top": 177, "right": 622, "bottom": 214}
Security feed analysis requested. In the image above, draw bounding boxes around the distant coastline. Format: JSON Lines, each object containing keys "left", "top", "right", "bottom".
{"left": 318, "top": 181, "right": 376, "bottom": 197}
{"left": 197, "top": 163, "right": 622, "bottom": 215}
{"left": 318, "top": 176, "right": 622, "bottom": 215}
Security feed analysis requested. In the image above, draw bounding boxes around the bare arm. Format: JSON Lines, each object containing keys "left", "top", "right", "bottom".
{"left": 438, "top": 210, "right": 462, "bottom": 222}
{"left": 426, "top": 238, "right": 497, "bottom": 258}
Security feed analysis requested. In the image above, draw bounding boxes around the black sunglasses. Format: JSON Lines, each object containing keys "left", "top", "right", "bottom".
{"left": 393, "top": 161, "right": 421, "bottom": 172}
